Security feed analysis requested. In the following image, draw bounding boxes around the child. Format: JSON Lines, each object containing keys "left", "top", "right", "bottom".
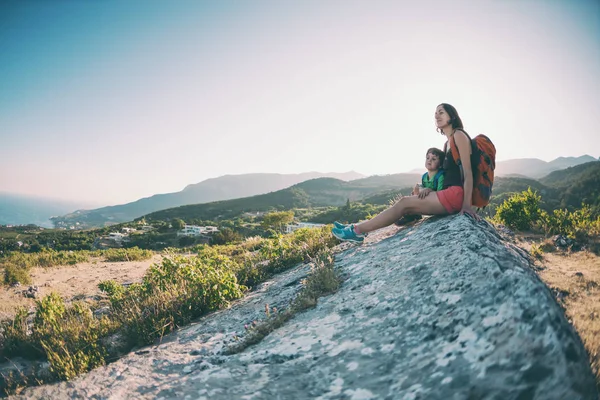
{"left": 394, "top": 147, "right": 445, "bottom": 225}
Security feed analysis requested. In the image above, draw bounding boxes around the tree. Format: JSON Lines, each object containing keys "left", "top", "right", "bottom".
{"left": 171, "top": 218, "right": 185, "bottom": 230}
{"left": 211, "top": 228, "right": 242, "bottom": 245}
{"left": 261, "top": 211, "right": 295, "bottom": 233}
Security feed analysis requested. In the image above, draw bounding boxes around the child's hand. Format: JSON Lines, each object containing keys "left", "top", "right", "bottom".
{"left": 412, "top": 184, "right": 420, "bottom": 196}
{"left": 418, "top": 188, "right": 432, "bottom": 199}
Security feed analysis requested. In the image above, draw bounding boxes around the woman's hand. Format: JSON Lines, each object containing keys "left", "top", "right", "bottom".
{"left": 460, "top": 205, "right": 480, "bottom": 220}
{"left": 418, "top": 188, "right": 432, "bottom": 199}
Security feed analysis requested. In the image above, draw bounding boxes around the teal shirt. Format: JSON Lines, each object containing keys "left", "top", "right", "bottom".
{"left": 422, "top": 170, "right": 445, "bottom": 191}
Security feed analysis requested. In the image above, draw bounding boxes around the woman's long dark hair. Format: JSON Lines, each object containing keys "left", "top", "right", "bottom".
{"left": 437, "top": 103, "right": 464, "bottom": 134}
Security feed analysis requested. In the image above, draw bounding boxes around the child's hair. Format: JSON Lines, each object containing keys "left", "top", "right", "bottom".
{"left": 426, "top": 147, "right": 445, "bottom": 166}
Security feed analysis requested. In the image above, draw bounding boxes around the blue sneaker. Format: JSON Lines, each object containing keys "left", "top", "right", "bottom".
{"left": 332, "top": 225, "right": 365, "bottom": 244}
{"left": 334, "top": 221, "right": 368, "bottom": 237}
{"left": 333, "top": 221, "right": 347, "bottom": 229}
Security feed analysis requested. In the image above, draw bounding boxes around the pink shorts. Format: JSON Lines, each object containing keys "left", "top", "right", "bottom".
{"left": 436, "top": 186, "right": 464, "bottom": 214}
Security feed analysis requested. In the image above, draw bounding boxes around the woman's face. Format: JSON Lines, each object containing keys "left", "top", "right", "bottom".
{"left": 435, "top": 105, "right": 451, "bottom": 129}
{"left": 425, "top": 152, "right": 441, "bottom": 171}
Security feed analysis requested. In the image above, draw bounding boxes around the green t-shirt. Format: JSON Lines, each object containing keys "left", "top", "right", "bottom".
{"left": 422, "top": 171, "right": 445, "bottom": 191}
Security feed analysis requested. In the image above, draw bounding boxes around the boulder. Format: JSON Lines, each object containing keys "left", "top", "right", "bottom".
{"left": 14, "top": 216, "right": 598, "bottom": 399}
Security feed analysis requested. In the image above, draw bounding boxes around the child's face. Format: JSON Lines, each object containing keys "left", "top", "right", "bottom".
{"left": 425, "top": 152, "right": 441, "bottom": 171}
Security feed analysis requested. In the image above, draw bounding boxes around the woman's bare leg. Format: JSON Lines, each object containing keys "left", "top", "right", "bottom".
{"left": 356, "top": 194, "right": 448, "bottom": 233}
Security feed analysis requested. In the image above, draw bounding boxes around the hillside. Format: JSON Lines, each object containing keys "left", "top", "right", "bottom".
{"left": 143, "top": 176, "right": 421, "bottom": 222}
{"left": 540, "top": 161, "right": 600, "bottom": 209}
{"left": 495, "top": 155, "right": 597, "bottom": 179}
{"left": 50, "top": 171, "right": 364, "bottom": 228}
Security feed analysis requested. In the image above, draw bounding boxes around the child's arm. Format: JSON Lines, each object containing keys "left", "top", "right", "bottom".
{"left": 437, "top": 174, "right": 445, "bottom": 191}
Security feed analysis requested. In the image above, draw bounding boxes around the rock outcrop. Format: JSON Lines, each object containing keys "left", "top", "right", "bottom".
{"left": 14, "top": 216, "right": 598, "bottom": 399}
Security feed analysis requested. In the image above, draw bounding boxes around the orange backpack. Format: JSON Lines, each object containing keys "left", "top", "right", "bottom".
{"left": 447, "top": 130, "right": 496, "bottom": 208}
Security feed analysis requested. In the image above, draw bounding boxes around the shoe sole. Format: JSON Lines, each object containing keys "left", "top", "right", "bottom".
{"left": 332, "top": 230, "right": 364, "bottom": 244}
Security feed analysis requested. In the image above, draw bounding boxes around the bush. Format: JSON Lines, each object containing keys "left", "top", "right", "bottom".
{"left": 3, "top": 263, "right": 31, "bottom": 285}
{"left": 110, "top": 254, "right": 245, "bottom": 346}
{"left": 1, "top": 250, "right": 92, "bottom": 272}
{"left": 98, "top": 280, "right": 125, "bottom": 298}
{"left": 539, "top": 204, "right": 600, "bottom": 243}
{"left": 0, "top": 307, "right": 39, "bottom": 359}
{"left": 33, "top": 295, "right": 110, "bottom": 380}
{"left": 1, "top": 293, "right": 112, "bottom": 380}
{"left": 103, "top": 247, "right": 153, "bottom": 262}
{"left": 530, "top": 244, "right": 543, "bottom": 260}
{"left": 494, "top": 188, "right": 542, "bottom": 231}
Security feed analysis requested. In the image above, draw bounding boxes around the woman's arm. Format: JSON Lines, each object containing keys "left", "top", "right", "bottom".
{"left": 437, "top": 174, "right": 445, "bottom": 191}
{"left": 453, "top": 131, "right": 478, "bottom": 218}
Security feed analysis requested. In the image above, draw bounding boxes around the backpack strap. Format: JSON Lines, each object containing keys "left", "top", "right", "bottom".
{"left": 448, "top": 129, "right": 471, "bottom": 164}
{"left": 421, "top": 172, "right": 428, "bottom": 186}
{"left": 432, "top": 170, "right": 443, "bottom": 190}
{"left": 448, "top": 129, "right": 471, "bottom": 182}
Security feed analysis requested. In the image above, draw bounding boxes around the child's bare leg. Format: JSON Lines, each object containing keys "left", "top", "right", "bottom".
{"left": 356, "top": 194, "right": 448, "bottom": 234}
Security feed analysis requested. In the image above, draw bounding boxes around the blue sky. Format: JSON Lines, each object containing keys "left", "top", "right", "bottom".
{"left": 1, "top": 0, "right": 599, "bottom": 205}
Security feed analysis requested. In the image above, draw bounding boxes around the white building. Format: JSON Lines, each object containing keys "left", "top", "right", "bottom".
{"left": 177, "top": 225, "right": 220, "bottom": 237}
{"left": 178, "top": 225, "right": 203, "bottom": 237}
{"left": 285, "top": 222, "right": 325, "bottom": 234}
{"left": 203, "top": 226, "right": 219, "bottom": 233}
{"left": 108, "top": 232, "right": 126, "bottom": 242}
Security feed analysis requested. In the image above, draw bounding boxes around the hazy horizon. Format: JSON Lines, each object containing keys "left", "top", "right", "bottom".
{"left": 2, "top": 0, "right": 599, "bottom": 205}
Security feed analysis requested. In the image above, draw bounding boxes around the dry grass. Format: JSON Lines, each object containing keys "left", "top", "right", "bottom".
{"left": 519, "top": 236, "right": 600, "bottom": 389}
{"left": 225, "top": 250, "right": 341, "bottom": 355}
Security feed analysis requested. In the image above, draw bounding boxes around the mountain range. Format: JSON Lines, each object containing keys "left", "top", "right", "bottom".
{"left": 3, "top": 155, "right": 598, "bottom": 228}
{"left": 144, "top": 161, "right": 600, "bottom": 223}
{"left": 49, "top": 172, "right": 365, "bottom": 228}
{"left": 494, "top": 155, "right": 598, "bottom": 178}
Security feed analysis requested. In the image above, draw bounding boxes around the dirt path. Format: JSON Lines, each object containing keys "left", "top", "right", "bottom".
{"left": 518, "top": 238, "right": 600, "bottom": 386}
{"left": 0, "top": 254, "right": 164, "bottom": 320}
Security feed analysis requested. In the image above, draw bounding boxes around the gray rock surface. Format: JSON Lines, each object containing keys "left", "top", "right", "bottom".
{"left": 13, "top": 216, "right": 598, "bottom": 399}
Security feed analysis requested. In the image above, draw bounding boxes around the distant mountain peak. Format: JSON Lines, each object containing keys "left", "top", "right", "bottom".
{"left": 495, "top": 155, "right": 597, "bottom": 179}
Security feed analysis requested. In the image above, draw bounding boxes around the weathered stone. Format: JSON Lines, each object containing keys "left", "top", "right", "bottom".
{"left": 22, "top": 286, "right": 39, "bottom": 299}
{"left": 12, "top": 216, "right": 598, "bottom": 399}
{"left": 93, "top": 305, "right": 111, "bottom": 317}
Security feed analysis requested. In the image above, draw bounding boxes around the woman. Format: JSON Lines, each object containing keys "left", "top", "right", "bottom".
{"left": 332, "top": 103, "right": 479, "bottom": 243}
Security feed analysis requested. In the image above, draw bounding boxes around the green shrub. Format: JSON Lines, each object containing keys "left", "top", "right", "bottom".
{"left": 1, "top": 294, "right": 111, "bottom": 381}
{"left": 1, "top": 250, "right": 92, "bottom": 271}
{"left": 110, "top": 254, "right": 245, "bottom": 346}
{"left": 103, "top": 247, "right": 153, "bottom": 262}
{"left": 0, "top": 307, "right": 40, "bottom": 360}
{"left": 3, "top": 263, "right": 31, "bottom": 285}
{"left": 33, "top": 295, "right": 110, "bottom": 380}
{"left": 494, "top": 188, "right": 542, "bottom": 231}
{"left": 539, "top": 204, "right": 600, "bottom": 243}
{"left": 530, "top": 244, "right": 543, "bottom": 260}
{"left": 98, "top": 280, "right": 125, "bottom": 298}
